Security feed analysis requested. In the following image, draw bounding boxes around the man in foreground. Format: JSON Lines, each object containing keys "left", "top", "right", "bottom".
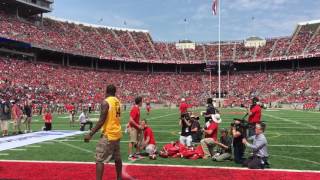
{"left": 84, "top": 85, "right": 122, "bottom": 180}
{"left": 242, "top": 123, "right": 269, "bottom": 169}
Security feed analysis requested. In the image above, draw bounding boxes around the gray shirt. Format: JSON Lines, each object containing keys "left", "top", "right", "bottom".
{"left": 247, "top": 133, "right": 268, "bottom": 158}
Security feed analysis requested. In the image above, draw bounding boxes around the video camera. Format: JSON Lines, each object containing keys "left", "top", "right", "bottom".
{"left": 230, "top": 118, "right": 249, "bottom": 129}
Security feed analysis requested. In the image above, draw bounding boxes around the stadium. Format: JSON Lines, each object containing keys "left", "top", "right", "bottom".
{"left": 0, "top": 0, "right": 319, "bottom": 179}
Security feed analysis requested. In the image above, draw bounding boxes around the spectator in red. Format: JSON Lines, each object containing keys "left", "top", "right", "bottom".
{"left": 179, "top": 98, "right": 189, "bottom": 117}
{"left": 43, "top": 109, "right": 53, "bottom": 131}
{"left": 128, "top": 96, "right": 143, "bottom": 160}
{"left": 11, "top": 100, "right": 23, "bottom": 134}
{"left": 140, "top": 119, "right": 157, "bottom": 158}
{"left": 146, "top": 101, "right": 151, "bottom": 115}
{"left": 248, "top": 97, "right": 262, "bottom": 136}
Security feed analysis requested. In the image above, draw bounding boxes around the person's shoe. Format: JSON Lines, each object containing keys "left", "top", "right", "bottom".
{"left": 30, "top": 130, "right": 33, "bottom": 133}
{"left": 128, "top": 154, "right": 137, "bottom": 161}
{"left": 24, "top": 130, "right": 28, "bottom": 133}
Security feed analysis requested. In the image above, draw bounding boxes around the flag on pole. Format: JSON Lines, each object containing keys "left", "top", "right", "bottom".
{"left": 212, "top": 0, "right": 218, "bottom": 15}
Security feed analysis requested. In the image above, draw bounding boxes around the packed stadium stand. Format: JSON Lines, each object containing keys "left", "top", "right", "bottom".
{"left": 0, "top": 9, "right": 319, "bottom": 107}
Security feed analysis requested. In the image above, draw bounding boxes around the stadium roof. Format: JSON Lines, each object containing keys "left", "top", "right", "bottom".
{"left": 45, "top": 15, "right": 149, "bottom": 33}
{"left": 298, "top": 19, "right": 320, "bottom": 25}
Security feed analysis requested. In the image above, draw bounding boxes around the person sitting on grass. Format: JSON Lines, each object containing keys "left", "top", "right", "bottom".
{"left": 140, "top": 119, "right": 157, "bottom": 159}
{"left": 212, "top": 128, "right": 232, "bottom": 161}
{"left": 43, "top": 109, "right": 53, "bottom": 131}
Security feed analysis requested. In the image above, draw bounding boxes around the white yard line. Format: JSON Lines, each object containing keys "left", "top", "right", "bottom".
{"left": 26, "top": 145, "right": 41, "bottom": 148}
{"left": 0, "top": 153, "right": 9, "bottom": 156}
{"left": 272, "top": 154, "right": 320, "bottom": 165}
{"left": 8, "top": 148, "right": 27, "bottom": 151}
{"left": 263, "top": 113, "right": 319, "bottom": 130}
{"left": 53, "top": 140, "right": 93, "bottom": 154}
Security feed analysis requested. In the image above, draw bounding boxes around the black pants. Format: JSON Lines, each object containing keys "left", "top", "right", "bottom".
{"left": 44, "top": 123, "right": 52, "bottom": 131}
{"left": 191, "top": 132, "right": 202, "bottom": 143}
{"left": 233, "top": 144, "right": 245, "bottom": 164}
{"left": 243, "top": 156, "right": 268, "bottom": 169}
{"left": 80, "top": 121, "right": 93, "bottom": 131}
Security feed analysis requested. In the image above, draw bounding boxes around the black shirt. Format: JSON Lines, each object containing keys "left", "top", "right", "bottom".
{"left": 205, "top": 104, "right": 216, "bottom": 122}
{"left": 181, "top": 118, "right": 191, "bottom": 137}
{"left": 233, "top": 126, "right": 246, "bottom": 147}
{"left": 24, "top": 105, "right": 32, "bottom": 117}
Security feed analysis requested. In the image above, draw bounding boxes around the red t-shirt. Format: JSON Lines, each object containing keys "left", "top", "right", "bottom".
{"left": 179, "top": 102, "right": 188, "bottom": 114}
{"left": 206, "top": 122, "right": 218, "bottom": 141}
{"left": 44, "top": 113, "right": 52, "bottom": 123}
{"left": 12, "top": 104, "right": 22, "bottom": 118}
{"left": 248, "top": 105, "right": 261, "bottom": 123}
{"left": 144, "top": 127, "right": 156, "bottom": 145}
{"left": 130, "top": 105, "right": 140, "bottom": 129}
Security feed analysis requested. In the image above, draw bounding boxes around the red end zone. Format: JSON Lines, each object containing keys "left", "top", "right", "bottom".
{"left": 0, "top": 161, "right": 319, "bottom": 180}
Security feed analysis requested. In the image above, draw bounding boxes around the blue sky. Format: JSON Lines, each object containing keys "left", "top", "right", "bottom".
{"left": 50, "top": 0, "right": 320, "bottom": 42}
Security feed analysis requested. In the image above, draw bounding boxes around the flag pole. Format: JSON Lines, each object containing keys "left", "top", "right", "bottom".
{"left": 218, "top": 0, "right": 221, "bottom": 103}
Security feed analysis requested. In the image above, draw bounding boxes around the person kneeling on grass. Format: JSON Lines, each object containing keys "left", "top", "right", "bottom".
{"left": 43, "top": 109, "right": 52, "bottom": 131}
{"left": 212, "top": 128, "right": 232, "bottom": 161}
{"left": 242, "top": 123, "right": 269, "bottom": 169}
{"left": 79, "top": 110, "right": 93, "bottom": 131}
{"left": 140, "top": 119, "right": 157, "bottom": 159}
{"left": 200, "top": 114, "right": 221, "bottom": 159}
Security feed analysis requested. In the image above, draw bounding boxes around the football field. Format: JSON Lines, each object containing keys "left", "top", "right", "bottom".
{"left": 1, "top": 108, "right": 320, "bottom": 171}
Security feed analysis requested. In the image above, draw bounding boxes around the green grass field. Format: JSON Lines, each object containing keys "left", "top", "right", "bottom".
{"left": 1, "top": 108, "right": 320, "bottom": 171}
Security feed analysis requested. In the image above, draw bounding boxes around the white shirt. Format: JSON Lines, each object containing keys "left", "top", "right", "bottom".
{"left": 79, "top": 112, "right": 88, "bottom": 123}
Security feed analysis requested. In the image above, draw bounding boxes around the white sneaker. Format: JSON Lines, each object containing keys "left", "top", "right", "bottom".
{"left": 30, "top": 130, "right": 33, "bottom": 133}
{"left": 24, "top": 130, "right": 28, "bottom": 133}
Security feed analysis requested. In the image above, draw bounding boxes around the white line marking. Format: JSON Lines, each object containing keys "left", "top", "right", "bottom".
{"left": 8, "top": 149, "right": 27, "bottom": 151}
{"left": 272, "top": 154, "right": 320, "bottom": 165}
{"left": 40, "top": 141, "right": 55, "bottom": 144}
{"left": 0, "top": 153, "right": 9, "bottom": 156}
{"left": 26, "top": 145, "right": 41, "bottom": 148}
{"left": 0, "top": 160, "right": 320, "bottom": 173}
{"left": 53, "top": 140, "right": 93, "bottom": 153}
{"left": 264, "top": 113, "right": 319, "bottom": 130}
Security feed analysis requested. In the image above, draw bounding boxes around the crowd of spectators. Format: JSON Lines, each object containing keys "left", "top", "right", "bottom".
{"left": 288, "top": 24, "right": 318, "bottom": 56}
{"left": 1, "top": 57, "right": 319, "bottom": 110}
{"left": 255, "top": 39, "right": 276, "bottom": 59}
{"left": 2, "top": 11, "right": 320, "bottom": 63}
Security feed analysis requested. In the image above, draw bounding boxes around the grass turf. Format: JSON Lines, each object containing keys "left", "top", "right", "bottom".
{"left": 1, "top": 108, "right": 320, "bottom": 171}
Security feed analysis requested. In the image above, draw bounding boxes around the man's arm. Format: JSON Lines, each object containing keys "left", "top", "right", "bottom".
{"left": 244, "top": 138, "right": 266, "bottom": 150}
{"left": 232, "top": 127, "right": 241, "bottom": 138}
{"left": 142, "top": 136, "right": 150, "bottom": 149}
{"left": 84, "top": 100, "right": 109, "bottom": 142}
{"left": 204, "top": 129, "right": 213, "bottom": 135}
{"left": 184, "top": 119, "right": 191, "bottom": 126}
{"left": 129, "top": 115, "right": 140, "bottom": 129}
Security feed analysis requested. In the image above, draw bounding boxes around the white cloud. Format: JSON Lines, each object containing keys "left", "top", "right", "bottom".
{"left": 227, "top": 0, "right": 296, "bottom": 11}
